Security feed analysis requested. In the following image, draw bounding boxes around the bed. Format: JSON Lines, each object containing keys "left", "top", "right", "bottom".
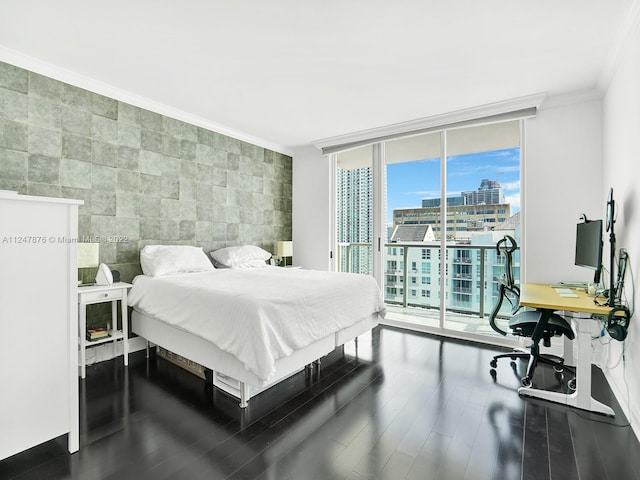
{"left": 127, "top": 245, "right": 386, "bottom": 407}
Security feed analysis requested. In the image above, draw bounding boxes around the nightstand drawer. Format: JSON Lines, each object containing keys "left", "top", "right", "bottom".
{"left": 82, "top": 289, "right": 123, "bottom": 303}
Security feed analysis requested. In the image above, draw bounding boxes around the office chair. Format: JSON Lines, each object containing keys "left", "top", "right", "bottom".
{"left": 489, "top": 235, "right": 576, "bottom": 389}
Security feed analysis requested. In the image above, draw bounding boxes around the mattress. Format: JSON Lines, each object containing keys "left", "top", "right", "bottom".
{"left": 128, "top": 267, "right": 386, "bottom": 383}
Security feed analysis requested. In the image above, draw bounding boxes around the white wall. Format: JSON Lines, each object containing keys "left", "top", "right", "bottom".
{"left": 524, "top": 93, "right": 604, "bottom": 284}
{"left": 292, "top": 145, "right": 333, "bottom": 270}
{"left": 601, "top": 13, "right": 640, "bottom": 433}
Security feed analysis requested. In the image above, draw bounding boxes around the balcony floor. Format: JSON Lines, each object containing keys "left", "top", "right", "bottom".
{"left": 384, "top": 304, "right": 508, "bottom": 340}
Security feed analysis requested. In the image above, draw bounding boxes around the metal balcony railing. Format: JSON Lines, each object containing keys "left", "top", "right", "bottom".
{"left": 336, "top": 242, "right": 520, "bottom": 319}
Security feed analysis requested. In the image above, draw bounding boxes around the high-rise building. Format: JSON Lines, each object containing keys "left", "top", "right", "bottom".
{"left": 463, "top": 178, "right": 505, "bottom": 206}
{"left": 336, "top": 167, "right": 373, "bottom": 274}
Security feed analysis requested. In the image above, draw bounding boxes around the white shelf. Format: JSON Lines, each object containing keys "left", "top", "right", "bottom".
{"left": 83, "top": 330, "right": 124, "bottom": 346}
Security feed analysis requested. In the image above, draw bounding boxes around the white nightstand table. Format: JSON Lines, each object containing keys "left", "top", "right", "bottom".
{"left": 78, "top": 282, "right": 132, "bottom": 378}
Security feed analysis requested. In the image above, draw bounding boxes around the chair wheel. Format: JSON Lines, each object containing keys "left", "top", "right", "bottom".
{"left": 490, "top": 359, "right": 497, "bottom": 369}
{"left": 521, "top": 376, "right": 532, "bottom": 388}
{"left": 568, "top": 378, "right": 577, "bottom": 391}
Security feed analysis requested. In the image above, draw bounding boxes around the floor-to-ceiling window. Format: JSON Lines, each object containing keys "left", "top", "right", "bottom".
{"left": 335, "top": 145, "right": 373, "bottom": 274}
{"left": 384, "top": 131, "right": 442, "bottom": 320}
{"left": 441, "top": 122, "right": 522, "bottom": 337}
{"left": 333, "top": 117, "right": 526, "bottom": 344}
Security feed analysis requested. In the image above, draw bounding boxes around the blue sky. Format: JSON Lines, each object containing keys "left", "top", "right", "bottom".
{"left": 385, "top": 147, "right": 521, "bottom": 223}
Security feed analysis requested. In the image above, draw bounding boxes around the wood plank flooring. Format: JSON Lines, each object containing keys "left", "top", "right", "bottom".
{"left": 2, "top": 325, "right": 640, "bottom": 480}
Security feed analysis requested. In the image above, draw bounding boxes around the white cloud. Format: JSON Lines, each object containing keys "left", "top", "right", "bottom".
{"left": 505, "top": 193, "right": 520, "bottom": 210}
{"left": 501, "top": 179, "right": 520, "bottom": 191}
{"left": 405, "top": 190, "right": 440, "bottom": 197}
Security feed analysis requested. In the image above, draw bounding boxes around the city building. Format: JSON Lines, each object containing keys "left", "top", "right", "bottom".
{"left": 383, "top": 213, "right": 520, "bottom": 315}
{"left": 394, "top": 179, "right": 511, "bottom": 241}
{"left": 336, "top": 166, "right": 373, "bottom": 274}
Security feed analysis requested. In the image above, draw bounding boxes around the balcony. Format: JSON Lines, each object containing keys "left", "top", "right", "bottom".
{"left": 453, "top": 257, "right": 473, "bottom": 264}
{"left": 337, "top": 241, "right": 521, "bottom": 336}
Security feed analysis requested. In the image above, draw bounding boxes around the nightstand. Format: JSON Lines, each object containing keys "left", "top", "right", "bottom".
{"left": 78, "top": 282, "right": 131, "bottom": 378}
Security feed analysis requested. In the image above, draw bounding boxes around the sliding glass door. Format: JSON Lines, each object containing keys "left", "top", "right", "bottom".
{"left": 384, "top": 132, "right": 442, "bottom": 329}
{"left": 335, "top": 145, "right": 373, "bottom": 275}
{"left": 442, "top": 123, "right": 522, "bottom": 336}
{"left": 334, "top": 120, "right": 523, "bottom": 342}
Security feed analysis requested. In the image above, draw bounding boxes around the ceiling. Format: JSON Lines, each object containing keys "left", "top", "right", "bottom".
{"left": 0, "top": 1, "right": 635, "bottom": 154}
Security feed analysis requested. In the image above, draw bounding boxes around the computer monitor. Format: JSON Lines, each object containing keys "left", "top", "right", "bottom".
{"left": 575, "top": 219, "right": 603, "bottom": 284}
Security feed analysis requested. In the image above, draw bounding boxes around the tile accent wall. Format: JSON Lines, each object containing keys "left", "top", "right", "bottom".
{"left": 0, "top": 60, "right": 292, "bottom": 286}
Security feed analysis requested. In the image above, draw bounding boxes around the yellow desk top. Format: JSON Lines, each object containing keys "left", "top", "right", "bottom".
{"left": 520, "top": 283, "right": 612, "bottom": 315}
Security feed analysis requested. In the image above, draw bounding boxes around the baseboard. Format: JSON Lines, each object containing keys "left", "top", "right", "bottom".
{"left": 603, "top": 367, "right": 639, "bottom": 440}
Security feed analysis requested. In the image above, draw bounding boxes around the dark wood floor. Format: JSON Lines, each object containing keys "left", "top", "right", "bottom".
{"left": 2, "top": 326, "right": 640, "bottom": 480}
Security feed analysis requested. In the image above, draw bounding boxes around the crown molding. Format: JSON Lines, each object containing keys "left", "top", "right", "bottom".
{"left": 312, "top": 92, "right": 546, "bottom": 153}
{"left": 0, "top": 46, "right": 293, "bottom": 156}
{"left": 539, "top": 88, "right": 604, "bottom": 110}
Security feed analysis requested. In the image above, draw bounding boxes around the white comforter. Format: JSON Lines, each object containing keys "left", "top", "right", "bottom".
{"left": 128, "top": 267, "right": 386, "bottom": 382}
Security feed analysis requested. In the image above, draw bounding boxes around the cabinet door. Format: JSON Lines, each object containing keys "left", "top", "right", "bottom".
{"left": 0, "top": 198, "right": 76, "bottom": 460}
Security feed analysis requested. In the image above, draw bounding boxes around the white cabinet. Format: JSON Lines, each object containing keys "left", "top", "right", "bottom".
{"left": 0, "top": 191, "right": 82, "bottom": 460}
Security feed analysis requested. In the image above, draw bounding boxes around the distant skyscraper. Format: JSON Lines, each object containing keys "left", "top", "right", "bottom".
{"left": 463, "top": 179, "right": 505, "bottom": 205}
{"left": 336, "top": 167, "right": 373, "bottom": 274}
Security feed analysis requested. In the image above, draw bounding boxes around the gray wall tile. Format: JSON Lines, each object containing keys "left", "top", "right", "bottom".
{"left": 92, "top": 140, "right": 117, "bottom": 166}
{"left": 63, "top": 134, "right": 92, "bottom": 161}
{"left": 29, "top": 97, "right": 61, "bottom": 130}
{"left": 28, "top": 126, "right": 61, "bottom": 156}
{"left": 1, "top": 88, "right": 28, "bottom": 122}
{"left": 61, "top": 106, "right": 92, "bottom": 135}
{"left": 28, "top": 154, "right": 59, "bottom": 183}
{"left": 29, "top": 72, "right": 62, "bottom": 101}
{"left": 60, "top": 158, "right": 91, "bottom": 188}
{"left": 0, "top": 62, "right": 28, "bottom": 93}
{"left": 0, "top": 118, "right": 28, "bottom": 151}
{"left": 1, "top": 149, "right": 27, "bottom": 179}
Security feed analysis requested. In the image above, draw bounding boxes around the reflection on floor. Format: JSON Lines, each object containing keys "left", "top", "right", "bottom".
{"left": 1, "top": 325, "right": 639, "bottom": 480}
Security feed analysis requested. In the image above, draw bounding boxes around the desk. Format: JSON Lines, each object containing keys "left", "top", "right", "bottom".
{"left": 519, "top": 283, "right": 613, "bottom": 415}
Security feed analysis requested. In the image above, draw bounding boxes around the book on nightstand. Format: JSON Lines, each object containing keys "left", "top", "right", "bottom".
{"left": 86, "top": 328, "right": 110, "bottom": 341}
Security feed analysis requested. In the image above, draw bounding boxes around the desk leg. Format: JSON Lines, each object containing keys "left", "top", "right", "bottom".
{"left": 563, "top": 333, "right": 575, "bottom": 367}
{"left": 518, "top": 316, "right": 614, "bottom": 416}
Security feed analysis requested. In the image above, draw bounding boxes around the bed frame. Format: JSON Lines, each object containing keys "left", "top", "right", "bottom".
{"left": 132, "top": 309, "right": 379, "bottom": 407}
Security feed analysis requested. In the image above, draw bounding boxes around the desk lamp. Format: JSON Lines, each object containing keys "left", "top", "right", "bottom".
{"left": 277, "top": 241, "right": 293, "bottom": 267}
{"left": 77, "top": 243, "right": 99, "bottom": 285}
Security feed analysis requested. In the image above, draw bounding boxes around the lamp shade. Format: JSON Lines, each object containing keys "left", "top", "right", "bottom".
{"left": 277, "top": 241, "right": 293, "bottom": 257}
{"left": 77, "top": 243, "right": 99, "bottom": 268}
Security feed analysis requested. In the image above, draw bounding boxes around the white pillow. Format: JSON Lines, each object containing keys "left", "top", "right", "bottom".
{"left": 228, "top": 258, "right": 270, "bottom": 269}
{"left": 140, "top": 245, "right": 215, "bottom": 276}
{"left": 210, "top": 245, "right": 272, "bottom": 268}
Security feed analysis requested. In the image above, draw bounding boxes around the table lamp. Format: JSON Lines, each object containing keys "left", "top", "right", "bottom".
{"left": 277, "top": 241, "right": 293, "bottom": 267}
{"left": 77, "top": 243, "right": 99, "bottom": 285}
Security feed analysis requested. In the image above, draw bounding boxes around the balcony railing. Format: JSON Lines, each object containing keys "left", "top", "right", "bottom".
{"left": 337, "top": 242, "right": 520, "bottom": 320}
